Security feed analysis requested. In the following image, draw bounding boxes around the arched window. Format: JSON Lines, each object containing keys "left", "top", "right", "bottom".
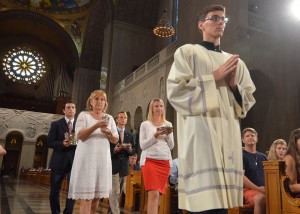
{"left": 2, "top": 47, "right": 46, "bottom": 84}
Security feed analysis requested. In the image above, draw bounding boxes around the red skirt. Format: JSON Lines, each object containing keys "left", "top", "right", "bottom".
{"left": 142, "top": 158, "right": 170, "bottom": 194}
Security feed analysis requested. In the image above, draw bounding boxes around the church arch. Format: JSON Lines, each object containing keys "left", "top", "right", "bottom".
{"left": 2, "top": 131, "right": 24, "bottom": 176}
{"left": 33, "top": 135, "right": 48, "bottom": 169}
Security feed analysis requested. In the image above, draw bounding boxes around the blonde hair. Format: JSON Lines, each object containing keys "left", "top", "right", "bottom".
{"left": 86, "top": 90, "right": 108, "bottom": 112}
{"left": 267, "top": 139, "right": 287, "bottom": 160}
{"left": 147, "top": 98, "right": 167, "bottom": 123}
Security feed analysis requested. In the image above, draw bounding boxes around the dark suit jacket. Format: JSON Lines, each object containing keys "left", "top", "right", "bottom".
{"left": 110, "top": 129, "right": 135, "bottom": 176}
{"left": 47, "top": 117, "right": 76, "bottom": 170}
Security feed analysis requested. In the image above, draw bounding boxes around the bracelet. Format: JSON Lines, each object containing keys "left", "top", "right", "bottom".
{"left": 107, "top": 132, "right": 112, "bottom": 138}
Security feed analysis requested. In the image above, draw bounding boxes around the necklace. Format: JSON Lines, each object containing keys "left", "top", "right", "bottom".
{"left": 254, "top": 153, "right": 258, "bottom": 165}
{"left": 255, "top": 155, "right": 257, "bottom": 165}
{"left": 249, "top": 152, "right": 258, "bottom": 165}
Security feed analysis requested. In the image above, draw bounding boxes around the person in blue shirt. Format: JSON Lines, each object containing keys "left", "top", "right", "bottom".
{"left": 129, "top": 153, "right": 141, "bottom": 171}
{"left": 242, "top": 128, "right": 267, "bottom": 214}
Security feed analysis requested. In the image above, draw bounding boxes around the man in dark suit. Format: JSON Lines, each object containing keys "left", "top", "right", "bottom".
{"left": 108, "top": 111, "right": 135, "bottom": 214}
{"left": 47, "top": 102, "right": 77, "bottom": 214}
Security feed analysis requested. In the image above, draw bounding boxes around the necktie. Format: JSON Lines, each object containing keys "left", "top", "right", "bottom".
{"left": 120, "top": 129, "right": 124, "bottom": 143}
{"left": 68, "top": 121, "right": 72, "bottom": 133}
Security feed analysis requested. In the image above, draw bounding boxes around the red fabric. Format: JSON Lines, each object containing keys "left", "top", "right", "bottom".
{"left": 243, "top": 188, "right": 262, "bottom": 207}
{"left": 142, "top": 158, "right": 170, "bottom": 194}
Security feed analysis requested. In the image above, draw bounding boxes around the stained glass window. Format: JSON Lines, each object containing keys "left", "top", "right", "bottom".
{"left": 2, "top": 47, "right": 46, "bottom": 84}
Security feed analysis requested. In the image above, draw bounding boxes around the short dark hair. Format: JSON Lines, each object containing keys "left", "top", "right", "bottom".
{"left": 242, "top": 127, "right": 257, "bottom": 137}
{"left": 197, "top": 4, "right": 226, "bottom": 21}
{"left": 64, "top": 101, "right": 75, "bottom": 109}
{"left": 116, "top": 111, "right": 127, "bottom": 118}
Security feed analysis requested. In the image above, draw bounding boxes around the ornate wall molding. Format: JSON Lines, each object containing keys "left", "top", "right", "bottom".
{"left": 0, "top": 108, "right": 62, "bottom": 143}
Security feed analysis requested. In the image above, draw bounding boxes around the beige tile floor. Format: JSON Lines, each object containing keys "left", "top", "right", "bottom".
{"left": 0, "top": 176, "right": 138, "bottom": 214}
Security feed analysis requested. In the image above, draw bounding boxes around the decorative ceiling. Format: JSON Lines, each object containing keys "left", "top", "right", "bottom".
{"left": 0, "top": 9, "right": 79, "bottom": 64}
{"left": 79, "top": 0, "right": 161, "bottom": 70}
{"left": 0, "top": 0, "right": 92, "bottom": 55}
{"left": 4, "top": 0, "right": 90, "bottom": 11}
{"left": 0, "top": 0, "right": 161, "bottom": 69}
{"left": 0, "top": 0, "right": 162, "bottom": 71}
{"left": 0, "top": 0, "right": 161, "bottom": 110}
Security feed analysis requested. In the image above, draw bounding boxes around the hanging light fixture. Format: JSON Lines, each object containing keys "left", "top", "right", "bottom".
{"left": 153, "top": 9, "right": 175, "bottom": 37}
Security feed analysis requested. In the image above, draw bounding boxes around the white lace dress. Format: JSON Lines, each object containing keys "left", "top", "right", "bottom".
{"left": 68, "top": 111, "right": 117, "bottom": 199}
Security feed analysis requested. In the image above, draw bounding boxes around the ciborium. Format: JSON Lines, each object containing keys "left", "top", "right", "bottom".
{"left": 65, "top": 132, "right": 78, "bottom": 145}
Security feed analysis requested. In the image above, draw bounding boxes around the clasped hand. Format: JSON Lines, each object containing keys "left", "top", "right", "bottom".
{"left": 63, "top": 137, "right": 71, "bottom": 147}
{"left": 96, "top": 119, "right": 112, "bottom": 136}
{"left": 98, "top": 119, "right": 108, "bottom": 129}
{"left": 213, "top": 55, "right": 239, "bottom": 89}
{"left": 114, "top": 143, "right": 132, "bottom": 153}
{"left": 114, "top": 144, "right": 122, "bottom": 152}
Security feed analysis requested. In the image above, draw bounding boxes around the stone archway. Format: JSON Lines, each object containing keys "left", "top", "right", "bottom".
{"left": 159, "top": 77, "right": 165, "bottom": 99}
{"left": 125, "top": 111, "right": 132, "bottom": 133}
{"left": 2, "top": 131, "right": 24, "bottom": 176}
{"left": 134, "top": 106, "right": 143, "bottom": 132}
{"left": 33, "top": 135, "right": 48, "bottom": 169}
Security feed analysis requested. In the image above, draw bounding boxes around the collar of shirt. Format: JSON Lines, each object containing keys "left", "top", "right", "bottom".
{"left": 117, "top": 127, "right": 125, "bottom": 132}
{"left": 200, "top": 41, "right": 221, "bottom": 52}
{"left": 65, "top": 117, "right": 74, "bottom": 124}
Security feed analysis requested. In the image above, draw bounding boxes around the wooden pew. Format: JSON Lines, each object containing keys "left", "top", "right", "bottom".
{"left": 139, "top": 176, "right": 182, "bottom": 213}
{"left": 124, "top": 166, "right": 134, "bottom": 210}
{"left": 139, "top": 172, "right": 147, "bottom": 213}
{"left": 40, "top": 170, "right": 51, "bottom": 186}
{"left": 263, "top": 160, "right": 300, "bottom": 214}
{"left": 228, "top": 205, "right": 253, "bottom": 214}
{"left": 124, "top": 166, "right": 142, "bottom": 212}
{"left": 35, "top": 171, "right": 42, "bottom": 183}
{"left": 158, "top": 184, "right": 171, "bottom": 214}
{"left": 264, "top": 160, "right": 283, "bottom": 214}
{"left": 281, "top": 176, "right": 300, "bottom": 212}
{"left": 61, "top": 176, "right": 68, "bottom": 191}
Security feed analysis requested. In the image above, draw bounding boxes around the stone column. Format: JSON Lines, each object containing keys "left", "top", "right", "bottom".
{"left": 72, "top": 67, "right": 101, "bottom": 112}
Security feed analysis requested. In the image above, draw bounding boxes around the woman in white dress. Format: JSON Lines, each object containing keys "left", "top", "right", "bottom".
{"left": 68, "top": 90, "right": 119, "bottom": 214}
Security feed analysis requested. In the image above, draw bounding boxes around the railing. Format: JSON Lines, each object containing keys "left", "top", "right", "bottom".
{"left": 113, "top": 41, "right": 178, "bottom": 96}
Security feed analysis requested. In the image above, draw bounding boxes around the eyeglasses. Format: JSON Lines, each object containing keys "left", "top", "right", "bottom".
{"left": 205, "top": 15, "right": 228, "bottom": 24}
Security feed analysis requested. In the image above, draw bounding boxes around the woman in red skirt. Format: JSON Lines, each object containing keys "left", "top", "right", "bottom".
{"left": 139, "top": 98, "right": 174, "bottom": 214}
